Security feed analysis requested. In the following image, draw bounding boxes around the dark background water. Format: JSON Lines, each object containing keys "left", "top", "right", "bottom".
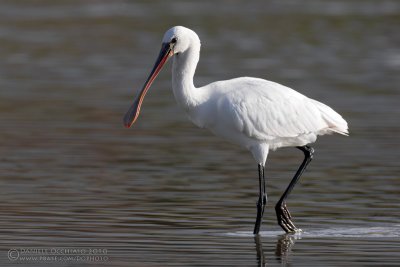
{"left": 0, "top": 0, "right": 399, "bottom": 266}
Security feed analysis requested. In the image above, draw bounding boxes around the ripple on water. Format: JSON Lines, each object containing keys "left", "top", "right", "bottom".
{"left": 224, "top": 225, "right": 400, "bottom": 238}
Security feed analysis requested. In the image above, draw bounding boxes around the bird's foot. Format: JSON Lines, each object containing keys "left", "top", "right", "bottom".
{"left": 275, "top": 202, "right": 299, "bottom": 233}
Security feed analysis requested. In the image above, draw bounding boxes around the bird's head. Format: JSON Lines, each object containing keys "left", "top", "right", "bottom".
{"left": 123, "top": 26, "right": 199, "bottom": 128}
{"left": 162, "top": 26, "right": 200, "bottom": 55}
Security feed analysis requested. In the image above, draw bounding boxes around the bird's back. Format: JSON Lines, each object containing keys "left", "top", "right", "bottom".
{"left": 192, "top": 77, "right": 348, "bottom": 150}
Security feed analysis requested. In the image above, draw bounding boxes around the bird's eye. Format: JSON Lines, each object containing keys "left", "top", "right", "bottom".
{"left": 171, "top": 37, "right": 177, "bottom": 44}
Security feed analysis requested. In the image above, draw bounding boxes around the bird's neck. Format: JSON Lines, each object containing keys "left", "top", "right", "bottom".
{"left": 171, "top": 46, "right": 201, "bottom": 111}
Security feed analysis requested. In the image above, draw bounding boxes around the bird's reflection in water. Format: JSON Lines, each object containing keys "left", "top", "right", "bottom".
{"left": 254, "top": 235, "right": 266, "bottom": 267}
{"left": 254, "top": 233, "right": 300, "bottom": 266}
{"left": 275, "top": 234, "right": 298, "bottom": 265}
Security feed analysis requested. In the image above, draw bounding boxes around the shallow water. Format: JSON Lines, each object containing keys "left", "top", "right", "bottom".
{"left": 0, "top": 0, "right": 399, "bottom": 266}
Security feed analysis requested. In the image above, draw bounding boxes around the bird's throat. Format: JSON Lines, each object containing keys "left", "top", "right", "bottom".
{"left": 171, "top": 47, "right": 201, "bottom": 110}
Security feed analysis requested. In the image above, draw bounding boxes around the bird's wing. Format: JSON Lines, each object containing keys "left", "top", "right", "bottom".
{"left": 215, "top": 78, "right": 327, "bottom": 141}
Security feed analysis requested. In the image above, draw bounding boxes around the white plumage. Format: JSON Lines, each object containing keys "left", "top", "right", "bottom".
{"left": 124, "top": 26, "right": 348, "bottom": 234}
{"left": 187, "top": 77, "right": 348, "bottom": 163}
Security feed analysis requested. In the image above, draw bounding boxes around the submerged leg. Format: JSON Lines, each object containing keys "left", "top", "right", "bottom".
{"left": 275, "top": 145, "right": 314, "bottom": 233}
{"left": 253, "top": 163, "right": 267, "bottom": 235}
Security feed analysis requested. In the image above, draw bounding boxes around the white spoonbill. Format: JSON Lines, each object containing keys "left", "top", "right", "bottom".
{"left": 124, "top": 26, "right": 348, "bottom": 235}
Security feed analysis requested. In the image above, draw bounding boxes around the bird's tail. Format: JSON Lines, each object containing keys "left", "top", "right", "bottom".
{"left": 312, "top": 99, "right": 349, "bottom": 136}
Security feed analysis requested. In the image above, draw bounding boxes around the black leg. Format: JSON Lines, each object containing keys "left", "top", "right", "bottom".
{"left": 254, "top": 163, "right": 267, "bottom": 235}
{"left": 275, "top": 145, "right": 314, "bottom": 233}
